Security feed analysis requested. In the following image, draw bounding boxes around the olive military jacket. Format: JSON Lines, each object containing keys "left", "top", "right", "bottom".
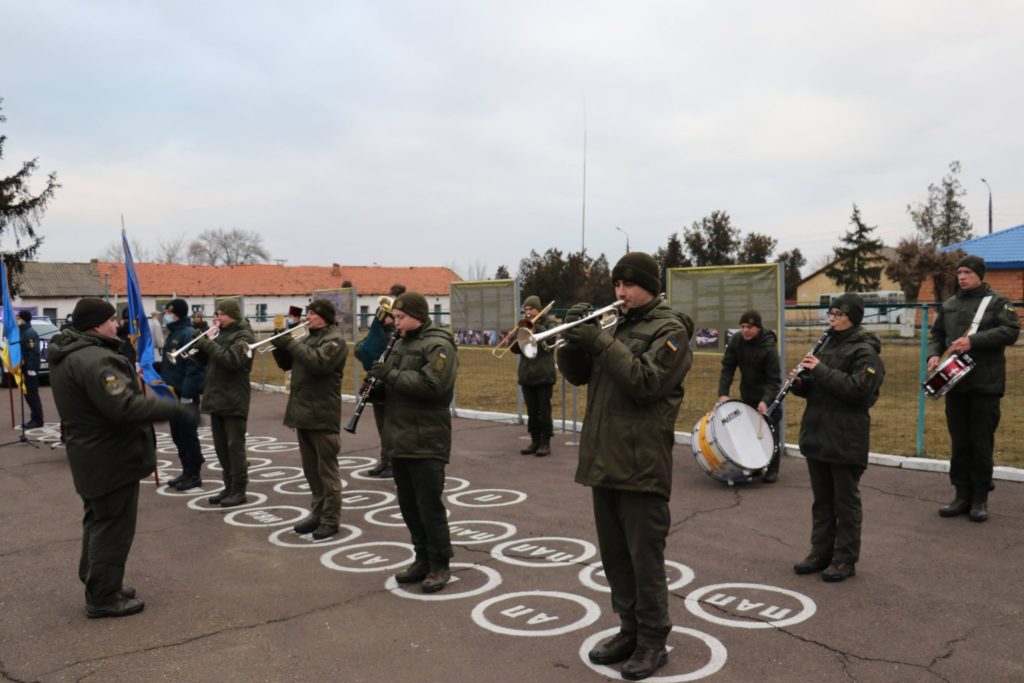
{"left": 510, "top": 314, "right": 557, "bottom": 386}
{"left": 48, "top": 328, "right": 180, "bottom": 499}
{"left": 271, "top": 324, "right": 347, "bottom": 432}
{"left": 376, "top": 321, "right": 458, "bottom": 462}
{"left": 19, "top": 322, "right": 42, "bottom": 372}
{"left": 559, "top": 298, "right": 694, "bottom": 500}
{"left": 791, "top": 326, "right": 884, "bottom": 466}
{"left": 717, "top": 329, "right": 782, "bottom": 407}
{"left": 160, "top": 317, "right": 206, "bottom": 399}
{"left": 193, "top": 320, "right": 255, "bottom": 417}
{"left": 926, "top": 283, "right": 1019, "bottom": 396}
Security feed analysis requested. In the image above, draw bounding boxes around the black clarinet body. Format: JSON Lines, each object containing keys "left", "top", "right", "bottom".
{"left": 765, "top": 328, "right": 832, "bottom": 418}
{"left": 344, "top": 331, "right": 400, "bottom": 434}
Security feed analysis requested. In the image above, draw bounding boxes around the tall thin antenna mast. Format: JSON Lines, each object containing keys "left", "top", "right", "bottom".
{"left": 581, "top": 104, "right": 587, "bottom": 254}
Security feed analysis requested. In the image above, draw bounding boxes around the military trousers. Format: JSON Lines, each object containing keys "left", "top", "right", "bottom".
{"left": 945, "top": 392, "right": 1000, "bottom": 503}
{"left": 170, "top": 399, "right": 204, "bottom": 475}
{"left": 24, "top": 371, "right": 44, "bottom": 425}
{"left": 806, "top": 458, "right": 865, "bottom": 564}
{"left": 591, "top": 487, "right": 672, "bottom": 648}
{"left": 297, "top": 429, "right": 342, "bottom": 526}
{"left": 210, "top": 413, "right": 248, "bottom": 491}
{"left": 521, "top": 383, "right": 553, "bottom": 440}
{"left": 371, "top": 400, "right": 390, "bottom": 466}
{"left": 392, "top": 457, "right": 453, "bottom": 567}
{"left": 79, "top": 481, "right": 139, "bottom": 607}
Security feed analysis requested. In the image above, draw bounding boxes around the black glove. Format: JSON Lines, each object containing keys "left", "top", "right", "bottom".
{"left": 564, "top": 303, "right": 592, "bottom": 324}
{"left": 368, "top": 361, "right": 391, "bottom": 383}
{"left": 563, "top": 321, "right": 603, "bottom": 350}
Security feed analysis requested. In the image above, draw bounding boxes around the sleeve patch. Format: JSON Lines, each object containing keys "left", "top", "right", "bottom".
{"left": 655, "top": 339, "right": 679, "bottom": 367}
{"left": 103, "top": 373, "right": 128, "bottom": 396}
{"left": 432, "top": 351, "right": 448, "bottom": 371}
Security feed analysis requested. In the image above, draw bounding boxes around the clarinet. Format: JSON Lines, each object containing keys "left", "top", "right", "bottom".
{"left": 344, "top": 330, "right": 400, "bottom": 434}
{"left": 765, "top": 328, "right": 832, "bottom": 418}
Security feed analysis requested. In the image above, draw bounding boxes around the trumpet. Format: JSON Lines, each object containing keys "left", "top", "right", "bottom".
{"left": 516, "top": 300, "right": 624, "bottom": 359}
{"left": 245, "top": 321, "right": 310, "bottom": 358}
{"left": 492, "top": 300, "right": 555, "bottom": 359}
{"left": 167, "top": 325, "right": 219, "bottom": 364}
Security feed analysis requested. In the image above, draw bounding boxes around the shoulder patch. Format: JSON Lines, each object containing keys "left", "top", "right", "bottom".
{"left": 103, "top": 372, "right": 128, "bottom": 396}
{"left": 432, "top": 350, "right": 449, "bottom": 372}
{"left": 655, "top": 338, "right": 680, "bottom": 367}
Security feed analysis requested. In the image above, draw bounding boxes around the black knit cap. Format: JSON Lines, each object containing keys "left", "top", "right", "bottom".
{"left": 739, "top": 309, "right": 762, "bottom": 328}
{"left": 612, "top": 252, "right": 660, "bottom": 296}
{"left": 72, "top": 297, "right": 117, "bottom": 331}
{"left": 16, "top": 310, "right": 32, "bottom": 323}
{"left": 166, "top": 298, "right": 188, "bottom": 319}
{"left": 392, "top": 292, "right": 430, "bottom": 322}
{"left": 957, "top": 254, "right": 986, "bottom": 279}
{"left": 307, "top": 299, "right": 337, "bottom": 325}
{"left": 831, "top": 293, "right": 865, "bottom": 326}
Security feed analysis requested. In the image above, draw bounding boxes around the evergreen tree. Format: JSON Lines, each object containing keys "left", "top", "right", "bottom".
{"left": 683, "top": 210, "right": 740, "bottom": 266}
{"left": 654, "top": 232, "right": 690, "bottom": 288}
{"left": 825, "top": 204, "right": 886, "bottom": 292}
{"left": 907, "top": 161, "right": 974, "bottom": 246}
{"left": 518, "top": 248, "right": 613, "bottom": 310}
{"left": 737, "top": 232, "right": 777, "bottom": 264}
{"left": 494, "top": 264, "right": 510, "bottom": 280}
{"left": 776, "top": 248, "right": 806, "bottom": 300}
{"left": 0, "top": 98, "right": 60, "bottom": 295}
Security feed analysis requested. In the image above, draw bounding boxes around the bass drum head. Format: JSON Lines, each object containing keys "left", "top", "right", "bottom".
{"left": 708, "top": 400, "right": 775, "bottom": 470}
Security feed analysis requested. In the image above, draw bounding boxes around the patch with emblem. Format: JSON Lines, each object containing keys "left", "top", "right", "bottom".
{"left": 432, "top": 351, "right": 448, "bottom": 371}
{"left": 325, "top": 341, "right": 340, "bottom": 353}
{"left": 655, "top": 338, "right": 680, "bottom": 367}
{"left": 28, "top": 339, "right": 35, "bottom": 349}
{"left": 103, "top": 373, "right": 128, "bottom": 396}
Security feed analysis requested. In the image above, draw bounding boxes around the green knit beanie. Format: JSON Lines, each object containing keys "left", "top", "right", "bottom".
{"left": 392, "top": 292, "right": 430, "bottom": 322}
{"left": 957, "top": 254, "right": 986, "bottom": 279}
{"left": 612, "top": 252, "right": 660, "bottom": 296}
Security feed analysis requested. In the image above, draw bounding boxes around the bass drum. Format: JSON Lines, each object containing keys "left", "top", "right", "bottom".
{"left": 691, "top": 400, "right": 776, "bottom": 484}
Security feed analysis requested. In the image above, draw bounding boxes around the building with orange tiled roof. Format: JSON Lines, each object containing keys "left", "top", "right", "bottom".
{"left": 13, "top": 261, "right": 461, "bottom": 330}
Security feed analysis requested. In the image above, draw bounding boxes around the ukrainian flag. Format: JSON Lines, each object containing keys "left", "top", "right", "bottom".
{"left": 0, "top": 260, "right": 24, "bottom": 392}
{"left": 122, "top": 230, "right": 174, "bottom": 400}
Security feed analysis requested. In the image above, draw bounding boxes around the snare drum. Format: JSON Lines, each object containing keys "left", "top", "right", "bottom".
{"left": 691, "top": 400, "right": 776, "bottom": 484}
{"left": 922, "top": 353, "right": 975, "bottom": 399}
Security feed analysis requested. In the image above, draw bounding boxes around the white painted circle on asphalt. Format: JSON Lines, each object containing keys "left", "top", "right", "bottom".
{"left": 443, "top": 476, "right": 471, "bottom": 493}
{"left": 157, "top": 482, "right": 224, "bottom": 497}
{"left": 320, "top": 542, "right": 416, "bottom": 573}
{"left": 223, "top": 505, "right": 307, "bottom": 527}
{"left": 247, "top": 466, "right": 305, "bottom": 482}
{"left": 268, "top": 524, "right": 362, "bottom": 548}
{"left": 471, "top": 591, "right": 601, "bottom": 637}
{"left": 579, "top": 625, "right": 728, "bottom": 681}
{"left": 365, "top": 504, "right": 449, "bottom": 527}
{"left": 187, "top": 491, "right": 269, "bottom": 511}
{"left": 385, "top": 562, "right": 503, "bottom": 602}
{"left": 337, "top": 455, "right": 376, "bottom": 470}
{"left": 578, "top": 560, "right": 696, "bottom": 594}
{"left": 684, "top": 583, "right": 817, "bottom": 629}
{"left": 207, "top": 457, "right": 272, "bottom": 471}
{"left": 448, "top": 520, "right": 518, "bottom": 546}
{"left": 448, "top": 488, "right": 527, "bottom": 508}
{"left": 341, "top": 490, "right": 396, "bottom": 509}
{"left": 491, "top": 537, "right": 597, "bottom": 568}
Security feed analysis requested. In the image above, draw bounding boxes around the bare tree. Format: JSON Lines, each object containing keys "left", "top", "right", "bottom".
{"left": 97, "top": 237, "right": 148, "bottom": 262}
{"left": 187, "top": 228, "right": 270, "bottom": 266}
{"left": 154, "top": 235, "right": 187, "bottom": 263}
{"left": 466, "top": 260, "right": 490, "bottom": 281}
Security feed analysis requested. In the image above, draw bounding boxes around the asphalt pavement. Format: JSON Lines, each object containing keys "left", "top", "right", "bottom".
{"left": 1, "top": 387, "right": 1022, "bottom": 683}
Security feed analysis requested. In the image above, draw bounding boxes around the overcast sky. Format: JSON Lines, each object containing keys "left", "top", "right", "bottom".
{"left": 2, "top": 1, "right": 1022, "bottom": 278}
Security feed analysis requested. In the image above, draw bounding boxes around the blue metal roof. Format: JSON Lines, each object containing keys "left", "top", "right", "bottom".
{"left": 942, "top": 224, "right": 1024, "bottom": 268}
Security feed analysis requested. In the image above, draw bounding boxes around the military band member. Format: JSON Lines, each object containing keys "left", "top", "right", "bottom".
{"left": 272, "top": 300, "right": 348, "bottom": 539}
{"left": 355, "top": 287, "right": 402, "bottom": 478}
{"left": 49, "top": 297, "right": 190, "bottom": 618}
{"left": 717, "top": 309, "right": 783, "bottom": 482}
{"left": 368, "top": 292, "right": 458, "bottom": 593}
{"left": 510, "top": 295, "right": 556, "bottom": 457}
{"left": 927, "top": 255, "right": 1019, "bottom": 522}
{"left": 160, "top": 298, "right": 206, "bottom": 491}
{"left": 558, "top": 252, "right": 693, "bottom": 681}
{"left": 791, "top": 293, "right": 884, "bottom": 582}
{"left": 192, "top": 298, "right": 255, "bottom": 508}
{"left": 16, "top": 310, "right": 45, "bottom": 429}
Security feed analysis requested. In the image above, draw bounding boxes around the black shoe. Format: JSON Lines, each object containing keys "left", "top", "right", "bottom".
{"left": 208, "top": 489, "right": 230, "bottom": 505}
{"left": 762, "top": 470, "right": 779, "bottom": 483}
{"left": 120, "top": 585, "right": 136, "bottom": 599}
{"left": 166, "top": 474, "right": 185, "bottom": 487}
{"left": 520, "top": 440, "right": 539, "bottom": 455}
{"left": 969, "top": 501, "right": 988, "bottom": 522}
{"left": 395, "top": 560, "right": 429, "bottom": 584}
{"left": 375, "top": 465, "right": 393, "bottom": 478}
{"left": 421, "top": 567, "right": 451, "bottom": 593}
{"left": 620, "top": 644, "right": 668, "bottom": 681}
{"left": 219, "top": 492, "right": 248, "bottom": 507}
{"left": 793, "top": 553, "right": 832, "bottom": 575}
{"left": 293, "top": 519, "right": 320, "bottom": 535}
{"left": 588, "top": 630, "right": 637, "bottom": 665}
{"left": 86, "top": 597, "right": 145, "bottom": 619}
{"left": 21, "top": 420, "right": 44, "bottom": 430}
{"left": 939, "top": 497, "right": 971, "bottom": 517}
{"left": 174, "top": 474, "right": 202, "bottom": 490}
{"left": 535, "top": 440, "right": 551, "bottom": 457}
{"left": 367, "top": 462, "right": 386, "bottom": 477}
{"left": 311, "top": 524, "right": 339, "bottom": 540}
{"left": 822, "top": 561, "right": 856, "bottom": 582}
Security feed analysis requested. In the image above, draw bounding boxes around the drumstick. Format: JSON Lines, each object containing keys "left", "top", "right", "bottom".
{"left": 756, "top": 414, "right": 764, "bottom": 439}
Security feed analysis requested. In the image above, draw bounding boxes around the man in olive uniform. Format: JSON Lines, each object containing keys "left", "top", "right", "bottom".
{"left": 49, "top": 297, "right": 189, "bottom": 618}
{"left": 271, "top": 299, "right": 348, "bottom": 539}
{"left": 16, "top": 310, "right": 45, "bottom": 428}
{"left": 160, "top": 299, "right": 206, "bottom": 491}
{"left": 927, "top": 255, "right": 1019, "bottom": 522}
{"left": 717, "top": 309, "right": 783, "bottom": 482}
{"left": 558, "top": 252, "right": 693, "bottom": 681}
{"left": 368, "top": 291, "right": 459, "bottom": 593}
{"left": 193, "top": 298, "right": 255, "bottom": 508}
{"left": 790, "top": 293, "right": 885, "bottom": 582}
{"left": 510, "top": 295, "right": 556, "bottom": 456}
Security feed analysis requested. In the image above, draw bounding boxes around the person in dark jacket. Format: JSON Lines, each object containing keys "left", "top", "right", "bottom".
{"left": 927, "top": 255, "right": 1019, "bottom": 522}
{"left": 192, "top": 298, "right": 255, "bottom": 508}
{"left": 717, "top": 309, "right": 783, "bottom": 481}
{"left": 271, "top": 299, "right": 348, "bottom": 539}
{"left": 160, "top": 298, "right": 206, "bottom": 491}
{"left": 791, "top": 293, "right": 884, "bottom": 583}
{"left": 509, "top": 295, "right": 557, "bottom": 456}
{"left": 558, "top": 252, "right": 693, "bottom": 681}
{"left": 49, "top": 297, "right": 189, "bottom": 618}
{"left": 355, "top": 290, "right": 400, "bottom": 478}
{"left": 16, "top": 310, "right": 45, "bottom": 428}
{"left": 368, "top": 291, "right": 458, "bottom": 593}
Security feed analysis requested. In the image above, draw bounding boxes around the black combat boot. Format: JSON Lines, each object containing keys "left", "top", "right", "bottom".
{"left": 520, "top": 436, "right": 539, "bottom": 455}
{"left": 939, "top": 496, "right": 971, "bottom": 517}
{"left": 822, "top": 561, "right": 856, "bottom": 582}
{"left": 793, "top": 553, "right": 832, "bottom": 575}
{"left": 293, "top": 518, "right": 320, "bottom": 534}
{"left": 969, "top": 501, "right": 988, "bottom": 522}
{"left": 588, "top": 630, "right": 636, "bottom": 664}
{"left": 535, "top": 438, "right": 551, "bottom": 457}
{"left": 208, "top": 484, "right": 231, "bottom": 505}
{"left": 421, "top": 564, "right": 451, "bottom": 593}
{"left": 395, "top": 559, "right": 429, "bottom": 584}
{"left": 220, "top": 484, "right": 248, "bottom": 507}
{"left": 620, "top": 644, "right": 668, "bottom": 680}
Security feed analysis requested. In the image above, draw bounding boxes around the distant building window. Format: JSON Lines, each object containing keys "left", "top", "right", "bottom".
{"left": 434, "top": 303, "right": 442, "bottom": 325}
{"left": 360, "top": 305, "right": 369, "bottom": 329}
{"left": 256, "top": 303, "right": 268, "bottom": 321}
{"left": 43, "top": 308, "right": 57, "bottom": 324}
{"left": 192, "top": 304, "right": 205, "bottom": 314}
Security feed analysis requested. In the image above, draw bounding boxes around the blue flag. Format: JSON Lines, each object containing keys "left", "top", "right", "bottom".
{"left": 122, "top": 231, "right": 175, "bottom": 400}
{"left": 0, "top": 260, "right": 24, "bottom": 391}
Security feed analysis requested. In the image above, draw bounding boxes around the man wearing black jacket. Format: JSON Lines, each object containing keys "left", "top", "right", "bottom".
{"left": 161, "top": 298, "right": 206, "bottom": 491}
